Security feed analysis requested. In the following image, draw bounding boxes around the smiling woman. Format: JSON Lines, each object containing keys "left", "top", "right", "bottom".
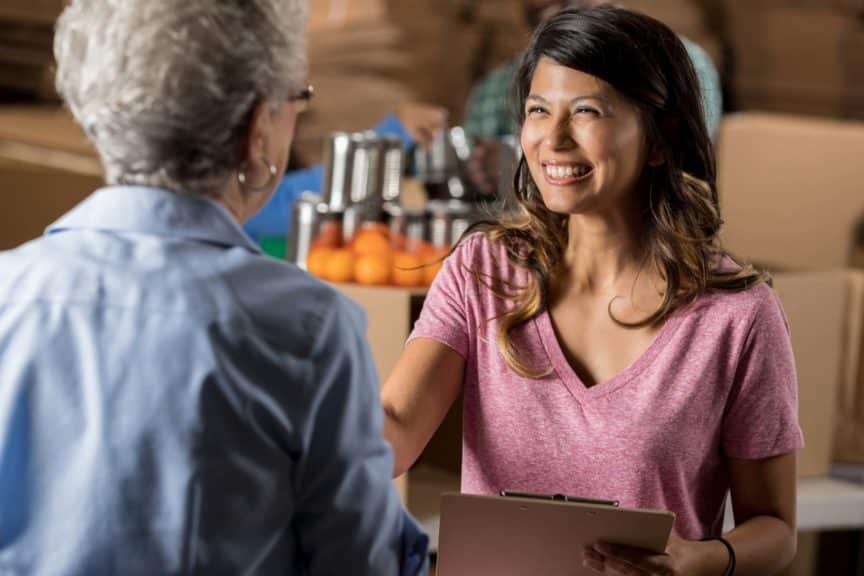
{"left": 520, "top": 60, "right": 648, "bottom": 217}
{"left": 382, "top": 6, "right": 803, "bottom": 576}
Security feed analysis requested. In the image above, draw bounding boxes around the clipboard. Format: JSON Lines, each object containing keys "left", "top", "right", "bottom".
{"left": 437, "top": 491, "right": 675, "bottom": 576}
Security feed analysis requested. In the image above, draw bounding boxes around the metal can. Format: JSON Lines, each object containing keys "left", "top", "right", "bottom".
{"left": 381, "top": 136, "right": 404, "bottom": 204}
{"left": 321, "top": 131, "right": 363, "bottom": 212}
{"left": 287, "top": 192, "right": 326, "bottom": 270}
{"left": 385, "top": 203, "right": 428, "bottom": 252}
{"left": 426, "top": 199, "right": 485, "bottom": 248}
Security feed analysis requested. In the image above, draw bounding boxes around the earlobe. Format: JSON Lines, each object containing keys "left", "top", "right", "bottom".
{"left": 237, "top": 103, "right": 279, "bottom": 193}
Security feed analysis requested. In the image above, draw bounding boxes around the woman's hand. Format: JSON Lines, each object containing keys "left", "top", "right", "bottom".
{"left": 582, "top": 537, "right": 726, "bottom": 576}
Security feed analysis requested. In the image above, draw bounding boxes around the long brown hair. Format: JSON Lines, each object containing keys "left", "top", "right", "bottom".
{"left": 471, "top": 6, "right": 769, "bottom": 378}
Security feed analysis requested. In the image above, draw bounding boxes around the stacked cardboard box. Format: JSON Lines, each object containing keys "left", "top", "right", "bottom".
{"left": 717, "top": 112, "right": 864, "bottom": 472}
{"left": 723, "top": 1, "right": 864, "bottom": 119}
{"left": 717, "top": 113, "right": 864, "bottom": 270}
{"left": 0, "top": 2, "right": 62, "bottom": 100}
{"left": 716, "top": 111, "right": 864, "bottom": 576}
{"left": 0, "top": 106, "right": 102, "bottom": 250}
{"left": 297, "top": 0, "right": 487, "bottom": 165}
{"left": 620, "top": 0, "right": 724, "bottom": 70}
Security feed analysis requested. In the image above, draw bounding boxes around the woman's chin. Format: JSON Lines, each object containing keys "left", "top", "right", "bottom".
{"left": 537, "top": 195, "right": 594, "bottom": 216}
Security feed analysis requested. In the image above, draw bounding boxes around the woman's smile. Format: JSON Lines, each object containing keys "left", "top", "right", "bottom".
{"left": 541, "top": 160, "right": 595, "bottom": 185}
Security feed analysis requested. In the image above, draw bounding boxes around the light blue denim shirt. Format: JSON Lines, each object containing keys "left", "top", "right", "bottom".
{"left": 0, "top": 186, "right": 428, "bottom": 575}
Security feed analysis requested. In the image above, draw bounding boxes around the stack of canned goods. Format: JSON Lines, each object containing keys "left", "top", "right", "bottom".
{"left": 288, "top": 129, "right": 490, "bottom": 287}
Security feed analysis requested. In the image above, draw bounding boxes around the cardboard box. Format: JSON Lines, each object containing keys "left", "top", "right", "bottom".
{"left": 300, "top": 0, "right": 482, "bottom": 164}
{"left": 772, "top": 271, "right": 849, "bottom": 477}
{"left": 0, "top": 0, "right": 64, "bottom": 25}
{"left": 730, "top": 0, "right": 864, "bottom": 13}
{"left": 337, "top": 284, "right": 427, "bottom": 381}
{"left": 0, "top": 17, "right": 59, "bottom": 99}
{"left": 336, "top": 283, "right": 463, "bottom": 504}
{"left": 724, "top": 4, "right": 864, "bottom": 119}
{"left": 717, "top": 112, "right": 864, "bottom": 271}
{"left": 834, "top": 271, "right": 864, "bottom": 463}
{"left": 0, "top": 106, "right": 102, "bottom": 249}
{"left": 591, "top": 1, "right": 725, "bottom": 72}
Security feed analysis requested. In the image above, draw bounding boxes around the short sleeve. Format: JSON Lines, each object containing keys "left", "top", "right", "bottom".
{"left": 722, "top": 289, "right": 805, "bottom": 459}
{"left": 463, "top": 62, "right": 519, "bottom": 140}
{"left": 681, "top": 36, "right": 722, "bottom": 141}
{"left": 408, "top": 238, "right": 476, "bottom": 359}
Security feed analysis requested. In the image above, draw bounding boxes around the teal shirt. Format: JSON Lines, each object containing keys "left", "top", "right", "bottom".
{"left": 464, "top": 37, "right": 722, "bottom": 140}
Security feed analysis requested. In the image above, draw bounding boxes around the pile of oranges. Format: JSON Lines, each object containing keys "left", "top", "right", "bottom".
{"left": 306, "top": 221, "right": 449, "bottom": 287}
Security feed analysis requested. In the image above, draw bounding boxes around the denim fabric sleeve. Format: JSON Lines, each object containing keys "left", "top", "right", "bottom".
{"left": 681, "top": 37, "right": 723, "bottom": 141}
{"left": 400, "top": 509, "right": 430, "bottom": 576}
{"left": 293, "top": 294, "right": 428, "bottom": 576}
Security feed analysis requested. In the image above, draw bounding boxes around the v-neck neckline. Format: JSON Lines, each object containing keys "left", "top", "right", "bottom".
{"left": 534, "top": 306, "right": 684, "bottom": 400}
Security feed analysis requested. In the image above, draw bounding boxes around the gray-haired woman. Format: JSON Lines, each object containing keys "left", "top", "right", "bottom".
{"left": 0, "top": 1, "right": 428, "bottom": 574}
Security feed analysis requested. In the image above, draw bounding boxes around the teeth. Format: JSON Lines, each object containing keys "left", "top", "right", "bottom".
{"left": 544, "top": 164, "right": 591, "bottom": 179}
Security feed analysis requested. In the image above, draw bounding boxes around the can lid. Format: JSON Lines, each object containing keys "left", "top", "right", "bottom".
{"left": 297, "top": 191, "right": 323, "bottom": 204}
{"left": 384, "top": 202, "right": 426, "bottom": 218}
{"left": 425, "top": 199, "right": 476, "bottom": 216}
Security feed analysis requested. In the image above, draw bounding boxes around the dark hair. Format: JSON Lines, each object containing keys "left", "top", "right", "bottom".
{"left": 476, "top": 5, "right": 768, "bottom": 377}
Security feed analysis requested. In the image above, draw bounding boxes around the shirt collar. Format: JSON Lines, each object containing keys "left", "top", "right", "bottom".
{"left": 47, "top": 186, "right": 262, "bottom": 253}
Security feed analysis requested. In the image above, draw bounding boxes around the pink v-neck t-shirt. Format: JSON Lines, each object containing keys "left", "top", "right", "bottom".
{"left": 408, "top": 233, "right": 803, "bottom": 538}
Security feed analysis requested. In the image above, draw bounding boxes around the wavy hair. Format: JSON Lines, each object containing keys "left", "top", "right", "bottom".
{"left": 473, "top": 5, "right": 769, "bottom": 377}
{"left": 54, "top": 0, "right": 308, "bottom": 196}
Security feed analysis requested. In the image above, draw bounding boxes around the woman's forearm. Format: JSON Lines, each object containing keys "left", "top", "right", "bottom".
{"left": 383, "top": 406, "right": 420, "bottom": 478}
{"left": 722, "top": 515, "right": 797, "bottom": 576}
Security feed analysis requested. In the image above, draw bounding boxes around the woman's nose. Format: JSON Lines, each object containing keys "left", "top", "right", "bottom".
{"left": 543, "top": 116, "right": 575, "bottom": 150}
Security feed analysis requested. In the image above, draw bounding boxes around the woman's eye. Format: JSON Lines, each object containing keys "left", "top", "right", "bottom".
{"left": 526, "top": 106, "right": 547, "bottom": 116}
{"left": 574, "top": 107, "right": 600, "bottom": 116}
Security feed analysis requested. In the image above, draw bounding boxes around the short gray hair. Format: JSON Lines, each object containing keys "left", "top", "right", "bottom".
{"left": 54, "top": 0, "right": 308, "bottom": 195}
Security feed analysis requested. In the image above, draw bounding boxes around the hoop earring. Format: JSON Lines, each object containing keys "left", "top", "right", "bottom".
{"left": 237, "top": 158, "right": 278, "bottom": 192}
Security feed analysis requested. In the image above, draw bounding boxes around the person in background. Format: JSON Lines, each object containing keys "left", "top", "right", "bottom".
{"left": 243, "top": 101, "right": 448, "bottom": 248}
{"left": 383, "top": 6, "right": 800, "bottom": 575}
{"left": 0, "top": 1, "right": 427, "bottom": 574}
{"left": 466, "top": 0, "right": 723, "bottom": 195}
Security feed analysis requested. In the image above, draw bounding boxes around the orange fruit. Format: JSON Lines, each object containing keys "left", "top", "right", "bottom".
{"left": 323, "top": 248, "right": 355, "bottom": 283}
{"left": 415, "top": 241, "right": 436, "bottom": 260}
{"left": 306, "top": 247, "right": 332, "bottom": 279}
{"left": 352, "top": 226, "right": 391, "bottom": 257}
{"left": 392, "top": 251, "right": 425, "bottom": 287}
{"left": 419, "top": 246, "right": 449, "bottom": 286}
{"left": 423, "top": 260, "right": 444, "bottom": 286}
{"left": 355, "top": 253, "right": 392, "bottom": 285}
{"left": 390, "top": 231, "right": 408, "bottom": 252}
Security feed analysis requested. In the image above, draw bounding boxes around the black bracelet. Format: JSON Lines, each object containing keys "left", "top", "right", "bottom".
{"left": 702, "top": 536, "right": 736, "bottom": 576}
